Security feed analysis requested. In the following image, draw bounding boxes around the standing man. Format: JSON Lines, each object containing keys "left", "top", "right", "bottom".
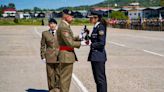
{"left": 57, "top": 9, "right": 88, "bottom": 92}
{"left": 40, "top": 19, "right": 60, "bottom": 92}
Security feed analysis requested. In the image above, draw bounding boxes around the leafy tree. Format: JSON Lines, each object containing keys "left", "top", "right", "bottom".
{"left": 110, "top": 11, "right": 128, "bottom": 19}
{"left": 160, "top": 0, "right": 164, "bottom": 6}
{"left": 23, "top": 9, "right": 31, "bottom": 12}
{"left": 0, "top": 5, "right": 3, "bottom": 17}
{"left": 8, "top": 3, "right": 15, "bottom": 8}
{"left": 0, "top": 9, "right": 2, "bottom": 17}
{"left": 33, "top": 7, "right": 41, "bottom": 12}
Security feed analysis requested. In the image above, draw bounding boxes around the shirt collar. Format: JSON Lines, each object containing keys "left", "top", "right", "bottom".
{"left": 62, "top": 20, "right": 70, "bottom": 26}
{"left": 49, "top": 29, "right": 55, "bottom": 34}
{"left": 94, "top": 22, "right": 100, "bottom": 28}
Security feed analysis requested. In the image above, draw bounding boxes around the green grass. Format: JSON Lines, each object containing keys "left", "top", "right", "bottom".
{"left": 0, "top": 18, "right": 91, "bottom": 26}
{"left": 72, "top": 18, "right": 90, "bottom": 25}
{"left": 0, "top": 18, "right": 43, "bottom": 25}
{"left": 17, "top": 18, "right": 42, "bottom": 25}
{"left": 0, "top": 18, "right": 16, "bottom": 25}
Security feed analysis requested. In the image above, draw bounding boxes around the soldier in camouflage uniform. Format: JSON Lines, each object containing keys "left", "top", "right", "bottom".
{"left": 57, "top": 9, "right": 89, "bottom": 92}
{"left": 40, "top": 19, "right": 60, "bottom": 92}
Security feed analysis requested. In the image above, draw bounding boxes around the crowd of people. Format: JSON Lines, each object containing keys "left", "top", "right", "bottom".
{"left": 108, "top": 18, "right": 164, "bottom": 31}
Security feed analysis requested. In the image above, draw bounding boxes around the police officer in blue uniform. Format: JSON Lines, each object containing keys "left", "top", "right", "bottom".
{"left": 88, "top": 11, "right": 107, "bottom": 92}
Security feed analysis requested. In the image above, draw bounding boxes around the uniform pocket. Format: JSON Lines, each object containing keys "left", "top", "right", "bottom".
{"left": 45, "top": 49, "right": 57, "bottom": 63}
{"left": 45, "top": 50, "right": 56, "bottom": 58}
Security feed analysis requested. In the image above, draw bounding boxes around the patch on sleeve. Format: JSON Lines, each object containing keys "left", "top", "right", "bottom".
{"left": 99, "top": 30, "right": 104, "bottom": 36}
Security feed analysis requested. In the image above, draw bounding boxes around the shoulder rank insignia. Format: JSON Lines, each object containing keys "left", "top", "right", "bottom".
{"left": 99, "top": 30, "right": 104, "bottom": 36}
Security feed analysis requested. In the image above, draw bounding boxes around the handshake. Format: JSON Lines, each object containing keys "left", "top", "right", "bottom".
{"left": 80, "top": 25, "right": 91, "bottom": 46}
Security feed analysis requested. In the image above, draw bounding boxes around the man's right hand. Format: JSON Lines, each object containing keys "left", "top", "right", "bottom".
{"left": 81, "top": 40, "right": 91, "bottom": 46}
{"left": 81, "top": 40, "right": 88, "bottom": 46}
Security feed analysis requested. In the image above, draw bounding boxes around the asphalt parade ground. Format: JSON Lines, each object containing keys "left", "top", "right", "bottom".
{"left": 0, "top": 26, "right": 164, "bottom": 92}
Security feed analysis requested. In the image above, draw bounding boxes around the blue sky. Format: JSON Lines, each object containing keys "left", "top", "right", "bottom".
{"left": 0, "top": 0, "right": 104, "bottom": 9}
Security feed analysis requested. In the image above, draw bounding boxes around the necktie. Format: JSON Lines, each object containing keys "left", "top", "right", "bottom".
{"left": 52, "top": 31, "right": 54, "bottom": 36}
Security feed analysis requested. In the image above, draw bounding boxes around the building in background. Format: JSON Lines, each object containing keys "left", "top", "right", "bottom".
{"left": 128, "top": 8, "right": 144, "bottom": 19}
{"left": 142, "top": 7, "right": 161, "bottom": 19}
{"left": 158, "top": 7, "right": 164, "bottom": 19}
{"left": 2, "top": 8, "right": 16, "bottom": 18}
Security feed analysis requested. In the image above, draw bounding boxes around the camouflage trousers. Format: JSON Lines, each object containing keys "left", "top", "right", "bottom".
{"left": 46, "top": 63, "right": 73, "bottom": 92}
{"left": 60, "top": 63, "right": 73, "bottom": 92}
{"left": 46, "top": 63, "right": 60, "bottom": 92}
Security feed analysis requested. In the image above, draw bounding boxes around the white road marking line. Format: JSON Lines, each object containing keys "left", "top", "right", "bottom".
{"left": 72, "top": 78, "right": 83, "bottom": 92}
{"left": 34, "top": 27, "right": 89, "bottom": 92}
{"left": 120, "top": 34, "right": 164, "bottom": 41}
{"left": 109, "top": 41, "right": 164, "bottom": 57}
{"left": 72, "top": 74, "right": 88, "bottom": 92}
{"left": 143, "top": 50, "right": 164, "bottom": 57}
{"left": 109, "top": 41, "right": 126, "bottom": 47}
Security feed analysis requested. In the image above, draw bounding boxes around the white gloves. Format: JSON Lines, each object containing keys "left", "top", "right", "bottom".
{"left": 41, "top": 58, "right": 46, "bottom": 63}
{"left": 81, "top": 40, "right": 88, "bottom": 46}
{"left": 81, "top": 40, "right": 91, "bottom": 46}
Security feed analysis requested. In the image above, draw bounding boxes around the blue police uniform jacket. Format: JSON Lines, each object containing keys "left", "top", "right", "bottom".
{"left": 88, "top": 22, "right": 107, "bottom": 62}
